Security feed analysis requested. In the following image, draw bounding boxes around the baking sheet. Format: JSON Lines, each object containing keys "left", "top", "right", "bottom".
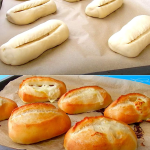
{"left": 0, "top": 75, "right": 150, "bottom": 149}
{"left": 0, "top": 0, "right": 150, "bottom": 74}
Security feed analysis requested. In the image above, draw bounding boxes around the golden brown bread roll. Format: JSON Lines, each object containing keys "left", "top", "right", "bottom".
{"left": 0, "top": 96, "right": 18, "bottom": 121}
{"left": 58, "top": 86, "right": 112, "bottom": 114}
{"left": 104, "top": 93, "right": 150, "bottom": 124}
{"left": 18, "top": 76, "right": 67, "bottom": 103}
{"left": 64, "top": 116, "right": 137, "bottom": 150}
{"left": 8, "top": 103, "right": 71, "bottom": 144}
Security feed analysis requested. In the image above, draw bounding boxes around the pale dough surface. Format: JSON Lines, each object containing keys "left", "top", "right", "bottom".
{"left": 0, "top": 20, "right": 69, "bottom": 65}
{"left": 7, "top": 0, "right": 57, "bottom": 25}
{"left": 108, "top": 15, "right": 150, "bottom": 57}
{"left": 85, "top": 0, "right": 123, "bottom": 18}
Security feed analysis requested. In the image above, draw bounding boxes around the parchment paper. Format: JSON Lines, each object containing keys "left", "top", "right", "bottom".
{"left": 0, "top": 0, "right": 150, "bottom": 74}
{"left": 0, "top": 75, "right": 150, "bottom": 149}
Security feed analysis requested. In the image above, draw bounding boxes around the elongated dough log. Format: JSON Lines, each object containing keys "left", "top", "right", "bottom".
{"left": 0, "top": 20, "right": 69, "bottom": 65}
{"left": 108, "top": 15, "right": 150, "bottom": 57}
{"left": 7, "top": 0, "right": 57, "bottom": 25}
{"left": 64, "top": 0, "right": 81, "bottom": 3}
{"left": 85, "top": 0, "right": 123, "bottom": 18}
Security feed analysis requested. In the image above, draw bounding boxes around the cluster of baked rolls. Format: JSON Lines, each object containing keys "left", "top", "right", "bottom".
{"left": 1, "top": 76, "right": 150, "bottom": 150}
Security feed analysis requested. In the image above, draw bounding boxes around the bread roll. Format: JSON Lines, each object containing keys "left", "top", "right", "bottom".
{"left": 18, "top": 76, "right": 67, "bottom": 103}
{"left": 8, "top": 103, "right": 71, "bottom": 144}
{"left": 108, "top": 15, "right": 150, "bottom": 57}
{"left": 0, "top": 19, "right": 69, "bottom": 65}
{"left": 104, "top": 93, "right": 150, "bottom": 124}
{"left": 6, "top": 0, "right": 57, "bottom": 25}
{"left": 64, "top": 116, "right": 137, "bottom": 150}
{"left": 0, "top": 96, "right": 17, "bottom": 121}
{"left": 58, "top": 86, "right": 112, "bottom": 114}
{"left": 85, "top": 0, "right": 123, "bottom": 18}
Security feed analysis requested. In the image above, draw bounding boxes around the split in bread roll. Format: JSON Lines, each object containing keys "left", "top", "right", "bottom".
{"left": 85, "top": 0, "right": 123, "bottom": 18}
{"left": 58, "top": 86, "right": 112, "bottom": 114}
{"left": 104, "top": 93, "right": 150, "bottom": 124}
{"left": 64, "top": 0, "right": 81, "bottom": 3}
{"left": 0, "top": 19, "right": 69, "bottom": 65}
{"left": 0, "top": 96, "right": 18, "bottom": 121}
{"left": 18, "top": 76, "right": 67, "bottom": 103}
{"left": 64, "top": 116, "right": 137, "bottom": 150}
{"left": 6, "top": 0, "right": 57, "bottom": 25}
{"left": 108, "top": 15, "right": 150, "bottom": 57}
{"left": 8, "top": 103, "right": 71, "bottom": 144}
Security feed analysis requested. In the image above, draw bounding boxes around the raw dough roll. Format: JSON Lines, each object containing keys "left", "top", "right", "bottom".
{"left": 64, "top": 0, "right": 81, "bottom": 3}
{"left": 0, "top": 96, "right": 18, "bottom": 121}
{"left": 64, "top": 116, "right": 137, "bottom": 150}
{"left": 108, "top": 15, "right": 150, "bottom": 57}
{"left": 104, "top": 93, "right": 150, "bottom": 124}
{"left": 58, "top": 86, "right": 112, "bottom": 114}
{"left": 6, "top": 0, "right": 57, "bottom": 25}
{"left": 0, "top": 20, "right": 69, "bottom": 65}
{"left": 85, "top": 0, "right": 123, "bottom": 18}
{"left": 18, "top": 76, "right": 67, "bottom": 103}
{"left": 8, "top": 103, "right": 71, "bottom": 144}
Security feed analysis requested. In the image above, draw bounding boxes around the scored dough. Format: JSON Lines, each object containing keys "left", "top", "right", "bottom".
{"left": 108, "top": 15, "right": 150, "bottom": 57}
{"left": 7, "top": 0, "right": 57, "bottom": 25}
{"left": 85, "top": 0, "right": 123, "bottom": 18}
{"left": 0, "top": 20, "right": 69, "bottom": 65}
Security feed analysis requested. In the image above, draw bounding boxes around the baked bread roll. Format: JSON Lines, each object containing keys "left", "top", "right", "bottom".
{"left": 8, "top": 103, "right": 71, "bottom": 144}
{"left": 6, "top": 0, "right": 57, "bottom": 25}
{"left": 58, "top": 86, "right": 112, "bottom": 114}
{"left": 64, "top": 116, "right": 137, "bottom": 150}
{"left": 85, "top": 0, "right": 123, "bottom": 18}
{"left": 104, "top": 93, "right": 150, "bottom": 124}
{"left": 108, "top": 15, "right": 150, "bottom": 57}
{"left": 0, "top": 19, "right": 69, "bottom": 65}
{"left": 0, "top": 96, "right": 18, "bottom": 121}
{"left": 18, "top": 76, "right": 67, "bottom": 103}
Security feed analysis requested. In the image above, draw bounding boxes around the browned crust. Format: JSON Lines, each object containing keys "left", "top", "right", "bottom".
{"left": 58, "top": 86, "right": 112, "bottom": 114}
{"left": 0, "top": 96, "right": 18, "bottom": 121}
{"left": 8, "top": 103, "right": 71, "bottom": 144}
{"left": 64, "top": 116, "right": 137, "bottom": 150}
{"left": 18, "top": 76, "right": 67, "bottom": 103}
{"left": 104, "top": 93, "right": 150, "bottom": 124}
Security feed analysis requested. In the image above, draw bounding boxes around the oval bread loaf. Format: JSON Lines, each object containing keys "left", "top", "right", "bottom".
{"left": 18, "top": 76, "right": 67, "bottom": 103}
{"left": 0, "top": 19, "right": 69, "bottom": 65}
{"left": 0, "top": 96, "right": 18, "bottom": 121}
{"left": 6, "top": 0, "right": 57, "bottom": 25}
{"left": 108, "top": 15, "right": 150, "bottom": 57}
{"left": 64, "top": 116, "right": 137, "bottom": 150}
{"left": 85, "top": 0, "right": 123, "bottom": 18}
{"left": 58, "top": 86, "right": 112, "bottom": 114}
{"left": 8, "top": 103, "right": 71, "bottom": 144}
{"left": 104, "top": 93, "right": 150, "bottom": 124}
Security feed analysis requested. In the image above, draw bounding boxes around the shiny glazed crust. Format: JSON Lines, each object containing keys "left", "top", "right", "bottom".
{"left": 104, "top": 93, "right": 150, "bottom": 124}
{"left": 8, "top": 103, "right": 71, "bottom": 144}
{"left": 64, "top": 116, "right": 137, "bottom": 150}
{"left": 18, "top": 76, "right": 67, "bottom": 103}
{"left": 58, "top": 86, "right": 112, "bottom": 114}
{"left": 0, "top": 96, "right": 18, "bottom": 121}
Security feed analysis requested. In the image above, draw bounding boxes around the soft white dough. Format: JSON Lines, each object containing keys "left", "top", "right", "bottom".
{"left": 108, "top": 15, "right": 150, "bottom": 57}
{"left": 6, "top": 0, "right": 57, "bottom": 25}
{"left": 85, "top": 0, "right": 123, "bottom": 18}
{"left": 0, "top": 20, "right": 69, "bottom": 65}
